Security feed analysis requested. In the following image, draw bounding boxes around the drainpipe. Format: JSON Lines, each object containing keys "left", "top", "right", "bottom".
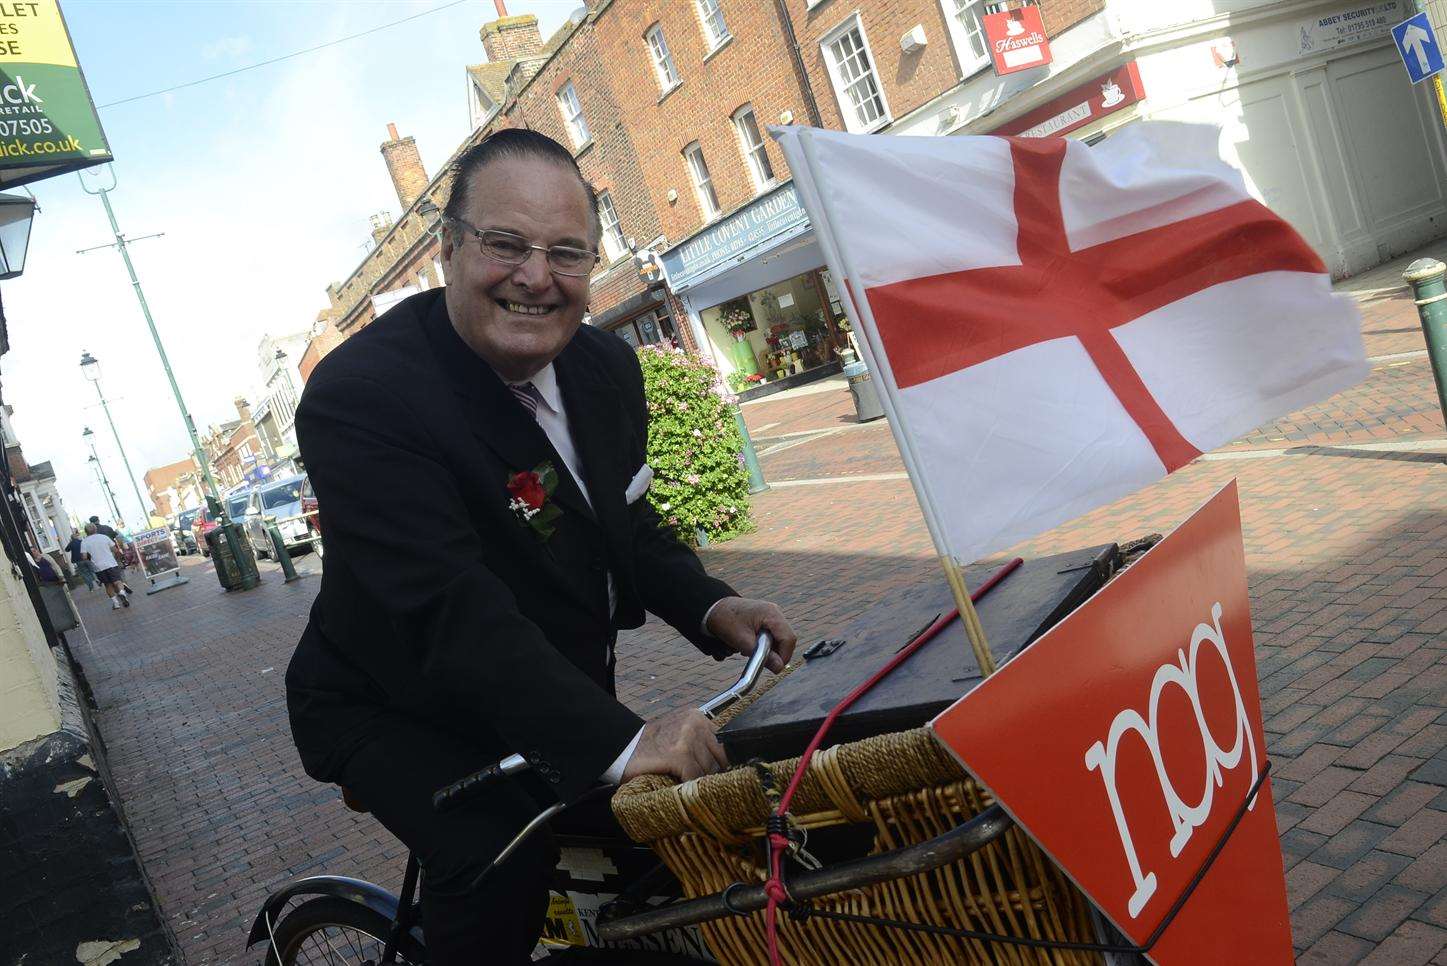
{"left": 773, "top": 0, "right": 823, "bottom": 127}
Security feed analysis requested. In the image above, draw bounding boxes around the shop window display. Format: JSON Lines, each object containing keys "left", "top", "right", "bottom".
{"left": 699, "top": 269, "right": 850, "bottom": 391}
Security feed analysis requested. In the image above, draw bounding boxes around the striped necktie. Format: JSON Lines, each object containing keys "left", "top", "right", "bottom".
{"left": 509, "top": 382, "right": 543, "bottom": 420}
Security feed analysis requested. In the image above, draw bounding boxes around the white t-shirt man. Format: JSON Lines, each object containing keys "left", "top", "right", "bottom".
{"left": 80, "top": 532, "right": 120, "bottom": 573}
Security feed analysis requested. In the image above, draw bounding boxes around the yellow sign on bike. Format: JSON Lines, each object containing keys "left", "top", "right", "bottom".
{"left": 539, "top": 892, "right": 586, "bottom": 947}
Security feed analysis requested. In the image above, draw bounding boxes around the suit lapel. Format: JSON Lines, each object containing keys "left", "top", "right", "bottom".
{"left": 421, "top": 298, "right": 597, "bottom": 518}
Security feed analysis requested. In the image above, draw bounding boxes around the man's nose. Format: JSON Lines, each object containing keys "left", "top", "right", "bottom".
{"left": 509, "top": 248, "right": 553, "bottom": 289}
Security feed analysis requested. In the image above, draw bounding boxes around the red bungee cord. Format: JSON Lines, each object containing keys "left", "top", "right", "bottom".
{"left": 762, "top": 557, "right": 1024, "bottom": 965}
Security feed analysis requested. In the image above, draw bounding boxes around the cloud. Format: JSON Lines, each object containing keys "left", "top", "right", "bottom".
{"left": 200, "top": 35, "right": 253, "bottom": 62}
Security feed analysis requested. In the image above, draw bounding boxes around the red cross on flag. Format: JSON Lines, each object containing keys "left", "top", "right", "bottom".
{"left": 775, "top": 122, "right": 1367, "bottom": 565}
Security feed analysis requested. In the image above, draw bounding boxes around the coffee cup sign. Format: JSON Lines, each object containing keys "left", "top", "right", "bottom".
{"left": 930, "top": 482, "right": 1291, "bottom": 963}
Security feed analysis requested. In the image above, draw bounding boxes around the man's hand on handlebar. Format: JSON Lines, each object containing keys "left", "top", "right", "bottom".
{"left": 706, "top": 597, "right": 797, "bottom": 672}
{"left": 621, "top": 707, "right": 728, "bottom": 783}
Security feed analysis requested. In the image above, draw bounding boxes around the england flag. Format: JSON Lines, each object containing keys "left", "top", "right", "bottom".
{"left": 774, "top": 122, "right": 1367, "bottom": 565}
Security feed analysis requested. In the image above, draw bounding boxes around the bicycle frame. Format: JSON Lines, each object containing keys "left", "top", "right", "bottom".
{"left": 245, "top": 634, "right": 776, "bottom": 963}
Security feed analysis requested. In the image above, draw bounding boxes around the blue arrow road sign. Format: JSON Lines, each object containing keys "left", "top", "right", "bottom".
{"left": 1393, "top": 13, "right": 1445, "bottom": 85}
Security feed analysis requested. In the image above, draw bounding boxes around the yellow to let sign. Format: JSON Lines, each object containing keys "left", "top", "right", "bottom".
{"left": 0, "top": 1, "right": 79, "bottom": 67}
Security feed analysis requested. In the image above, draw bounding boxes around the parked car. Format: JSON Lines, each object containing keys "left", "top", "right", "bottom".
{"left": 174, "top": 507, "right": 202, "bottom": 555}
{"left": 192, "top": 491, "right": 255, "bottom": 557}
{"left": 300, "top": 476, "right": 322, "bottom": 559}
{"left": 241, "top": 474, "right": 310, "bottom": 558}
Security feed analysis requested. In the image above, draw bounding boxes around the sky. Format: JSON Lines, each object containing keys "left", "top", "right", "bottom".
{"left": 1, "top": 0, "right": 576, "bottom": 529}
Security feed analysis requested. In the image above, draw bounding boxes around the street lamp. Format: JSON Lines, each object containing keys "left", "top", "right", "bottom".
{"left": 79, "top": 350, "right": 151, "bottom": 525}
{"left": 84, "top": 430, "right": 121, "bottom": 525}
{"left": 78, "top": 169, "right": 257, "bottom": 590}
{"left": 418, "top": 197, "right": 446, "bottom": 283}
{"left": 0, "top": 192, "right": 36, "bottom": 279}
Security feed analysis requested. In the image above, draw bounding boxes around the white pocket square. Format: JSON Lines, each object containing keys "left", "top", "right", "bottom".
{"left": 625, "top": 463, "right": 654, "bottom": 504}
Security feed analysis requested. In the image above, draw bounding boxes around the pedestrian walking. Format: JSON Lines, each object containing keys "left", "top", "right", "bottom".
{"left": 65, "top": 531, "right": 96, "bottom": 591}
{"left": 80, "top": 522, "right": 130, "bottom": 610}
{"left": 90, "top": 516, "right": 137, "bottom": 594}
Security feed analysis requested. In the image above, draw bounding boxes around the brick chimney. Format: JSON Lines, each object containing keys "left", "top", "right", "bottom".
{"left": 234, "top": 397, "right": 251, "bottom": 424}
{"left": 480, "top": 3, "right": 543, "bottom": 63}
{"left": 369, "top": 211, "right": 394, "bottom": 245}
{"left": 380, "top": 122, "right": 429, "bottom": 210}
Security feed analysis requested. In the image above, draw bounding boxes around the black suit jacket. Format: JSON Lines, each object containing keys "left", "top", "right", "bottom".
{"left": 286, "top": 289, "right": 736, "bottom": 802}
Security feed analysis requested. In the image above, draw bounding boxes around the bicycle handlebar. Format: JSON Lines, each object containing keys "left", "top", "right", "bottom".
{"left": 433, "top": 631, "right": 775, "bottom": 814}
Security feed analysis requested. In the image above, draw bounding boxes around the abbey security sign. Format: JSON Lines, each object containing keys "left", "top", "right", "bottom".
{"left": 930, "top": 481, "right": 1291, "bottom": 964}
{"left": 1393, "top": 12, "right": 1445, "bottom": 85}
{"left": 0, "top": 0, "right": 111, "bottom": 187}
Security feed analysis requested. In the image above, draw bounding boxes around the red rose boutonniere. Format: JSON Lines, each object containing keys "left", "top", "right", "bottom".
{"left": 507, "top": 461, "right": 562, "bottom": 541}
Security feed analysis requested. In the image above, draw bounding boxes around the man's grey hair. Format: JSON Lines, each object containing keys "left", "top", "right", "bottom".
{"left": 84, "top": 522, "right": 97, "bottom": 534}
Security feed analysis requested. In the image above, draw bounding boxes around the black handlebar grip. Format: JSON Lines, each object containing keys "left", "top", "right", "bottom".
{"left": 432, "top": 762, "right": 505, "bottom": 813}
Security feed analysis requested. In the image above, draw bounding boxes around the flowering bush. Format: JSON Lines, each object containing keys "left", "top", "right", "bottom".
{"left": 638, "top": 346, "right": 754, "bottom": 546}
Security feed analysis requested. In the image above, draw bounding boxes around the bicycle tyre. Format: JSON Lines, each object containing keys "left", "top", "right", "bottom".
{"left": 260, "top": 896, "right": 427, "bottom": 966}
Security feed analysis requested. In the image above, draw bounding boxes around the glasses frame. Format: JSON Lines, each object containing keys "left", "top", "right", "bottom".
{"left": 446, "top": 217, "right": 599, "bottom": 277}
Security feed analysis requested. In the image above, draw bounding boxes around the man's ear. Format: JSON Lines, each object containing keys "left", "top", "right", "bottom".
{"left": 440, "top": 227, "right": 456, "bottom": 271}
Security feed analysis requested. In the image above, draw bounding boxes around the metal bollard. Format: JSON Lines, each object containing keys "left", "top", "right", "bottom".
{"left": 731, "top": 405, "right": 769, "bottom": 494}
{"left": 1402, "top": 258, "right": 1447, "bottom": 435}
{"left": 267, "top": 524, "right": 302, "bottom": 583}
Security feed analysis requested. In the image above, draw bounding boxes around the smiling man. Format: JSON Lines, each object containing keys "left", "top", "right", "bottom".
{"left": 285, "top": 129, "right": 795, "bottom": 963}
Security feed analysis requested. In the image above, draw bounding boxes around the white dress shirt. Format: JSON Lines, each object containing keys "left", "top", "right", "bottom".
{"left": 506, "top": 363, "right": 730, "bottom": 785}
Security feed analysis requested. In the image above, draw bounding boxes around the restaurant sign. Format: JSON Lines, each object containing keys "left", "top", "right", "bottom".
{"left": 0, "top": 0, "right": 112, "bottom": 188}
{"left": 992, "top": 62, "right": 1145, "bottom": 139}
{"left": 662, "top": 181, "right": 809, "bottom": 291}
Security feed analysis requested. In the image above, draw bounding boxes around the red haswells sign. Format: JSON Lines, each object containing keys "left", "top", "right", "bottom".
{"left": 983, "top": 5, "right": 1053, "bottom": 76}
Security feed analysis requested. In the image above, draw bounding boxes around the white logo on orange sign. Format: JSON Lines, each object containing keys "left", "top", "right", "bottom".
{"left": 1083, "top": 602, "right": 1259, "bottom": 919}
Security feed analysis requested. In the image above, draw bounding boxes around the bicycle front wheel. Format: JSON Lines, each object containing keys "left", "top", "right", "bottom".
{"left": 261, "top": 896, "right": 426, "bottom": 965}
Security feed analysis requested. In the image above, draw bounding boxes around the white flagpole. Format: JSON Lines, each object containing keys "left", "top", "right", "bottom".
{"left": 789, "top": 127, "right": 996, "bottom": 675}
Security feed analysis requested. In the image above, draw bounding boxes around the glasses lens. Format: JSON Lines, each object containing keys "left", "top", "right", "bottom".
{"left": 479, "top": 230, "right": 530, "bottom": 263}
{"left": 548, "top": 246, "right": 596, "bottom": 275}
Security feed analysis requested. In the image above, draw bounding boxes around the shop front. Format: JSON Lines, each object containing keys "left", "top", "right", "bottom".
{"left": 662, "top": 183, "right": 855, "bottom": 399}
{"left": 590, "top": 285, "right": 681, "bottom": 350}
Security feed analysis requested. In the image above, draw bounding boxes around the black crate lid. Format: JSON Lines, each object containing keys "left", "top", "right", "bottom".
{"left": 719, "top": 543, "right": 1119, "bottom": 765}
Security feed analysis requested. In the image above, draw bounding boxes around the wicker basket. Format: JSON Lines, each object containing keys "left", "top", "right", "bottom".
{"left": 612, "top": 722, "right": 1102, "bottom": 965}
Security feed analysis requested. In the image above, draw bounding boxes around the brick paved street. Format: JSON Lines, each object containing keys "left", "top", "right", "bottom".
{"left": 65, "top": 262, "right": 1447, "bottom": 964}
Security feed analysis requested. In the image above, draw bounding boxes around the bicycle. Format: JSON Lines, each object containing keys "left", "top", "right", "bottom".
{"left": 248, "top": 636, "right": 777, "bottom": 965}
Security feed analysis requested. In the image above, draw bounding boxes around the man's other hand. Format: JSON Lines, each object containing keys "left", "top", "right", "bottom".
{"left": 706, "top": 597, "right": 797, "bottom": 672}
{"left": 621, "top": 707, "right": 728, "bottom": 783}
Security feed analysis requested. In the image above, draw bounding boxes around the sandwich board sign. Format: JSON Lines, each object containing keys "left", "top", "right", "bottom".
{"left": 1392, "top": 12, "right": 1445, "bottom": 84}
{"left": 930, "top": 481, "right": 1292, "bottom": 963}
{"left": 133, "top": 526, "right": 187, "bottom": 594}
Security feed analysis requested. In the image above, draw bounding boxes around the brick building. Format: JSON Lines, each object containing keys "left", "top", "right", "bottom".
{"left": 200, "top": 398, "right": 266, "bottom": 491}
{"left": 142, "top": 457, "right": 201, "bottom": 518}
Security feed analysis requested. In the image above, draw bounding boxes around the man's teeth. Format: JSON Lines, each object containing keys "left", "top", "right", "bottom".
{"left": 503, "top": 300, "right": 552, "bottom": 315}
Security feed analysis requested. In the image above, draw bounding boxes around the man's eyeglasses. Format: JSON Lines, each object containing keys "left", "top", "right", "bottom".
{"left": 447, "top": 217, "right": 598, "bottom": 277}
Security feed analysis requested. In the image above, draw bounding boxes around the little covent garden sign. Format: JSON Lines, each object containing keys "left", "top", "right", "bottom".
{"left": 663, "top": 181, "right": 809, "bottom": 290}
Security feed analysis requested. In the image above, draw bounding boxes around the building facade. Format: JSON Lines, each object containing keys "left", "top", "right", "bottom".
{"left": 143, "top": 457, "right": 202, "bottom": 519}
{"left": 2, "top": 405, "right": 72, "bottom": 554}
{"left": 303, "top": 0, "right": 1447, "bottom": 390}
{"left": 253, "top": 330, "right": 309, "bottom": 464}
{"left": 200, "top": 398, "right": 267, "bottom": 491}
